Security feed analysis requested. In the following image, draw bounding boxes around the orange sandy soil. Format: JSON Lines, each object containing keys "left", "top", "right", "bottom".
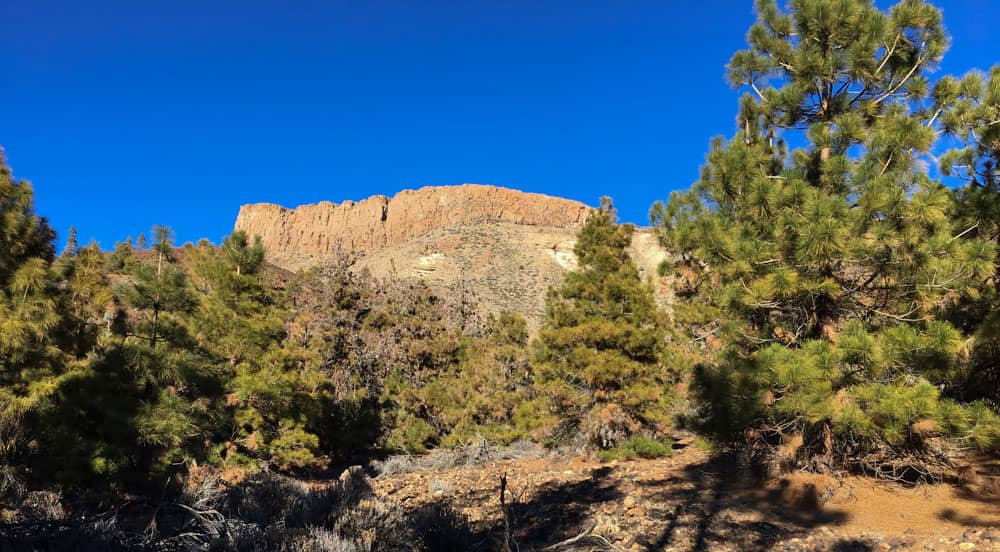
{"left": 372, "top": 446, "right": 1000, "bottom": 551}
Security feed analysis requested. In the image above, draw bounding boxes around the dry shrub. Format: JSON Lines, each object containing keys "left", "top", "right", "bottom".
{"left": 372, "top": 454, "right": 418, "bottom": 477}
{"left": 0, "top": 467, "right": 66, "bottom": 524}
{"left": 224, "top": 472, "right": 311, "bottom": 527}
{"left": 843, "top": 436, "right": 963, "bottom": 485}
{"left": 982, "top": 475, "right": 1000, "bottom": 497}
{"left": 734, "top": 430, "right": 775, "bottom": 480}
{"left": 333, "top": 497, "right": 415, "bottom": 552}
{"left": 409, "top": 502, "right": 477, "bottom": 551}
{"left": 0, "top": 467, "right": 25, "bottom": 504}
{"left": 16, "top": 490, "right": 66, "bottom": 522}
{"left": 372, "top": 438, "right": 545, "bottom": 477}
{"left": 956, "top": 463, "right": 980, "bottom": 487}
{"left": 778, "top": 473, "right": 838, "bottom": 512}
{"left": 910, "top": 418, "right": 938, "bottom": 438}
{"left": 775, "top": 433, "right": 804, "bottom": 475}
{"left": 181, "top": 463, "right": 227, "bottom": 513}
{"left": 1, "top": 465, "right": 476, "bottom": 552}
{"left": 584, "top": 403, "right": 640, "bottom": 450}
{"left": 331, "top": 466, "right": 374, "bottom": 509}
{"left": 427, "top": 479, "right": 454, "bottom": 496}
{"left": 285, "top": 528, "right": 359, "bottom": 552}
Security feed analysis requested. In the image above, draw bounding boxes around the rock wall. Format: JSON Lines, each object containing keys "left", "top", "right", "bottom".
{"left": 235, "top": 184, "right": 592, "bottom": 270}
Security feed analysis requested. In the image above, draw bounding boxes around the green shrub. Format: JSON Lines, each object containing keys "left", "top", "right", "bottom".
{"left": 693, "top": 435, "right": 714, "bottom": 453}
{"left": 597, "top": 435, "right": 674, "bottom": 462}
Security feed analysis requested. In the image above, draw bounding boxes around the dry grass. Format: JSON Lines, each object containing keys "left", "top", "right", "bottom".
{"left": 372, "top": 437, "right": 550, "bottom": 477}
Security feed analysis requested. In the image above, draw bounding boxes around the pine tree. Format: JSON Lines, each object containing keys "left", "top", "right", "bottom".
{"left": 283, "top": 261, "right": 385, "bottom": 456}
{"left": 221, "top": 229, "right": 265, "bottom": 277}
{"left": 373, "top": 281, "right": 463, "bottom": 452}
{"left": 534, "top": 199, "right": 675, "bottom": 449}
{"left": 108, "top": 237, "right": 137, "bottom": 274}
{"left": 63, "top": 242, "right": 114, "bottom": 357}
{"left": 407, "top": 310, "right": 535, "bottom": 447}
{"left": 121, "top": 226, "right": 195, "bottom": 349}
{"left": 0, "top": 151, "right": 61, "bottom": 460}
{"left": 60, "top": 226, "right": 78, "bottom": 259}
{"left": 0, "top": 150, "right": 55, "bottom": 285}
{"left": 653, "top": 0, "right": 999, "bottom": 470}
{"left": 938, "top": 65, "right": 1000, "bottom": 404}
{"left": 190, "top": 232, "right": 326, "bottom": 471}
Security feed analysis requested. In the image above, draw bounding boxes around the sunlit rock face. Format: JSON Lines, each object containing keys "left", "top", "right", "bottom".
{"left": 235, "top": 184, "right": 591, "bottom": 270}
{"left": 235, "top": 184, "right": 669, "bottom": 329}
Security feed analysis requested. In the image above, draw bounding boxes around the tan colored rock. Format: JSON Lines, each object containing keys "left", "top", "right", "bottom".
{"left": 234, "top": 184, "right": 672, "bottom": 328}
{"left": 235, "top": 184, "right": 591, "bottom": 271}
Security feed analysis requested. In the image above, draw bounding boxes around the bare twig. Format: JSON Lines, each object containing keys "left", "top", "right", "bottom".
{"left": 542, "top": 525, "right": 624, "bottom": 551}
{"left": 500, "top": 473, "right": 519, "bottom": 552}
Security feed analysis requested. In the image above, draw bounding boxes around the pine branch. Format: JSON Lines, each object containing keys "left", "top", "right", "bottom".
{"left": 950, "top": 222, "right": 979, "bottom": 242}
{"left": 873, "top": 308, "right": 922, "bottom": 322}
{"left": 878, "top": 154, "right": 894, "bottom": 178}
{"left": 873, "top": 34, "right": 901, "bottom": 77}
{"left": 874, "top": 51, "right": 928, "bottom": 105}
{"left": 926, "top": 108, "right": 942, "bottom": 127}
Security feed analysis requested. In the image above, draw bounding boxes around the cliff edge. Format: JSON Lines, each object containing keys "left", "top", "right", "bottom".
{"left": 234, "top": 184, "right": 668, "bottom": 327}
{"left": 235, "top": 184, "right": 592, "bottom": 271}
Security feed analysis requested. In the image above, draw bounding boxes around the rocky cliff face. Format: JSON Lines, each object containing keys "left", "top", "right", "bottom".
{"left": 235, "top": 184, "right": 668, "bottom": 329}
{"left": 235, "top": 184, "right": 592, "bottom": 271}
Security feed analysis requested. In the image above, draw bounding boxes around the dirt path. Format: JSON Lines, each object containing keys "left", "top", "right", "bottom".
{"left": 372, "top": 446, "right": 1000, "bottom": 551}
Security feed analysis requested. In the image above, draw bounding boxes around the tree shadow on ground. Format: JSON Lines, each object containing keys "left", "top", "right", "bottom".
{"left": 641, "top": 452, "right": 850, "bottom": 551}
{"left": 938, "top": 506, "right": 1000, "bottom": 528}
{"left": 471, "top": 452, "right": 855, "bottom": 551}
{"left": 507, "top": 465, "right": 624, "bottom": 546}
{"left": 938, "top": 451, "right": 1000, "bottom": 528}
{"left": 829, "top": 539, "right": 876, "bottom": 551}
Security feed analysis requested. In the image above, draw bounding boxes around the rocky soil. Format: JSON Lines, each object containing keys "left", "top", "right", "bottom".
{"left": 371, "top": 444, "right": 1000, "bottom": 551}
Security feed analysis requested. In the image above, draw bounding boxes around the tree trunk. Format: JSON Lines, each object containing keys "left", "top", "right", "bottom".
{"left": 819, "top": 92, "right": 831, "bottom": 188}
{"left": 819, "top": 122, "right": 831, "bottom": 188}
{"left": 151, "top": 249, "right": 163, "bottom": 349}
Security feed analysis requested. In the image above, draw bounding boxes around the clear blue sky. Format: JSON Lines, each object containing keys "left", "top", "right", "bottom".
{"left": 2, "top": 0, "right": 997, "bottom": 248}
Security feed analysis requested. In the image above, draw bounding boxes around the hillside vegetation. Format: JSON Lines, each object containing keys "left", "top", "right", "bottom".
{"left": 2, "top": 0, "right": 1000, "bottom": 549}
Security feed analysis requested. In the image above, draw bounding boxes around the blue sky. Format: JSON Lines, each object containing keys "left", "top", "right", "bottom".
{"left": 2, "top": 0, "right": 997, "bottom": 248}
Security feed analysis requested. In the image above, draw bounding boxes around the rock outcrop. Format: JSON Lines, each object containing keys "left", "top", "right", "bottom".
{"left": 235, "top": 184, "right": 669, "bottom": 329}
{"left": 235, "top": 184, "right": 592, "bottom": 271}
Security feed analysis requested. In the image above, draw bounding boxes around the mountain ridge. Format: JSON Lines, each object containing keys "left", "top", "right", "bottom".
{"left": 235, "top": 183, "right": 669, "bottom": 328}
{"left": 235, "top": 184, "right": 593, "bottom": 271}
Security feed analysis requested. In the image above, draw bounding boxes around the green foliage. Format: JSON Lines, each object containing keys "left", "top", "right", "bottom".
{"left": 227, "top": 348, "right": 327, "bottom": 471}
{"left": 693, "top": 435, "right": 714, "bottom": 453}
{"left": 0, "top": 151, "right": 62, "bottom": 463}
{"left": 938, "top": 65, "right": 1000, "bottom": 405}
{"left": 107, "top": 237, "right": 136, "bottom": 273}
{"left": 118, "top": 227, "right": 196, "bottom": 349}
{"left": 60, "top": 242, "right": 116, "bottom": 357}
{"left": 534, "top": 199, "right": 679, "bottom": 448}
{"left": 0, "top": 151, "right": 55, "bottom": 284}
{"left": 597, "top": 435, "right": 674, "bottom": 462}
{"left": 405, "top": 311, "right": 537, "bottom": 449}
{"left": 654, "top": 0, "right": 1000, "bottom": 463}
{"left": 188, "top": 233, "right": 328, "bottom": 471}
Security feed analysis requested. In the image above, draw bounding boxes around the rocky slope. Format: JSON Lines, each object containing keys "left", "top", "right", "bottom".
{"left": 235, "top": 184, "right": 669, "bottom": 327}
